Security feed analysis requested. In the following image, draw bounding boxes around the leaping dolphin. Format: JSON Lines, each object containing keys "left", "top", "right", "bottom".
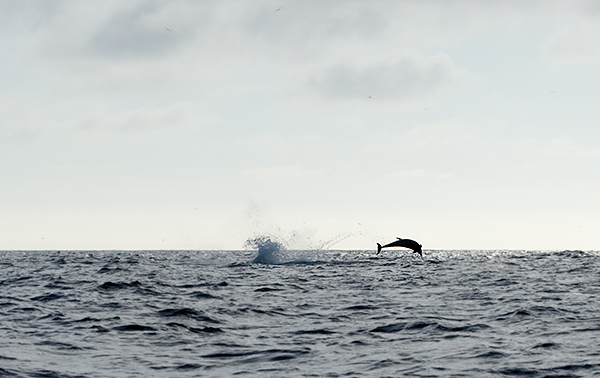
{"left": 377, "top": 238, "right": 422, "bottom": 256}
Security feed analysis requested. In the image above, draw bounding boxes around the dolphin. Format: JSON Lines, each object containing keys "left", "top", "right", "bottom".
{"left": 377, "top": 238, "right": 422, "bottom": 256}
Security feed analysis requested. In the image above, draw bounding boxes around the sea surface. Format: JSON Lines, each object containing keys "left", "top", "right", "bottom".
{"left": 1, "top": 245, "right": 600, "bottom": 377}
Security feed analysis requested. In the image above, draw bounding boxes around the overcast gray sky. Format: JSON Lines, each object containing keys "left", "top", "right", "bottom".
{"left": 2, "top": 0, "right": 600, "bottom": 250}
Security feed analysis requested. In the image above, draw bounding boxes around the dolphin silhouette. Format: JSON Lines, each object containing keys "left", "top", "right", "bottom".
{"left": 377, "top": 238, "right": 422, "bottom": 256}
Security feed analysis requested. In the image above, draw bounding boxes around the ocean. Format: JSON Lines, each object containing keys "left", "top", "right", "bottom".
{"left": 1, "top": 242, "right": 600, "bottom": 377}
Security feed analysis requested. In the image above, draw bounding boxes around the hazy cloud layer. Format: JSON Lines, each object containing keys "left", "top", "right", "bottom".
{"left": 243, "top": 165, "right": 328, "bottom": 180}
{"left": 311, "top": 53, "right": 466, "bottom": 101}
{"left": 3, "top": 1, "right": 600, "bottom": 249}
{"left": 388, "top": 169, "right": 455, "bottom": 180}
{"left": 243, "top": 2, "right": 385, "bottom": 45}
{"left": 88, "top": 2, "right": 197, "bottom": 58}
{"left": 546, "top": 20, "right": 600, "bottom": 65}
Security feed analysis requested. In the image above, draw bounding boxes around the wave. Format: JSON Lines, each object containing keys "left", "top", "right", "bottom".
{"left": 166, "top": 322, "right": 223, "bottom": 334}
{"left": 113, "top": 324, "right": 157, "bottom": 332}
{"left": 157, "top": 308, "right": 220, "bottom": 323}
{"left": 370, "top": 320, "right": 490, "bottom": 334}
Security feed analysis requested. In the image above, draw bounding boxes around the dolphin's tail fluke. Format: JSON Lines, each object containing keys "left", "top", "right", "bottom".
{"left": 377, "top": 243, "right": 382, "bottom": 254}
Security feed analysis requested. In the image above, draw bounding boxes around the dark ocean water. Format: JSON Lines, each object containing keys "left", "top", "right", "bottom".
{"left": 1, "top": 247, "right": 600, "bottom": 377}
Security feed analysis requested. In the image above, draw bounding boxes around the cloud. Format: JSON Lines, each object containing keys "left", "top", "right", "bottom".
{"left": 116, "top": 103, "right": 213, "bottom": 132}
{"left": 74, "top": 103, "right": 220, "bottom": 136}
{"left": 546, "top": 21, "right": 600, "bottom": 65}
{"left": 9, "top": 2, "right": 218, "bottom": 92}
{"left": 371, "top": 119, "right": 477, "bottom": 155}
{"left": 1, "top": 127, "right": 38, "bottom": 143}
{"left": 87, "top": 1, "right": 196, "bottom": 58}
{"left": 243, "top": 1, "right": 385, "bottom": 47}
{"left": 388, "top": 169, "right": 454, "bottom": 180}
{"left": 544, "top": 2, "right": 600, "bottom": 66}
{"left": 243, "top": 165, "right": 328, "bottom": 180}
{"left": 13, "top": 1, "right": 206, "bottom": 59}
{"left": 11, "top": 1, "right": 489, "bottom": 95}
{"left": 511, "top": 137, "right": 600, "bottom": 160}
{"left": 542, "top": 137, "right": 600, "bottom": 159}
{"left": 310, "top": 53, "right": 468, "bottom": 101}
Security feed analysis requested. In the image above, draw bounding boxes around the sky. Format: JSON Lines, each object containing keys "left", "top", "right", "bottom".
{"left": 2, "top": 0, "right": 600, "bottom": 251}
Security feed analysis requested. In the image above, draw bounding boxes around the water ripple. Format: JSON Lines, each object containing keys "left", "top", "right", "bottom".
{"left": 0, "top": 250, "right": 599, "bottom": 377}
